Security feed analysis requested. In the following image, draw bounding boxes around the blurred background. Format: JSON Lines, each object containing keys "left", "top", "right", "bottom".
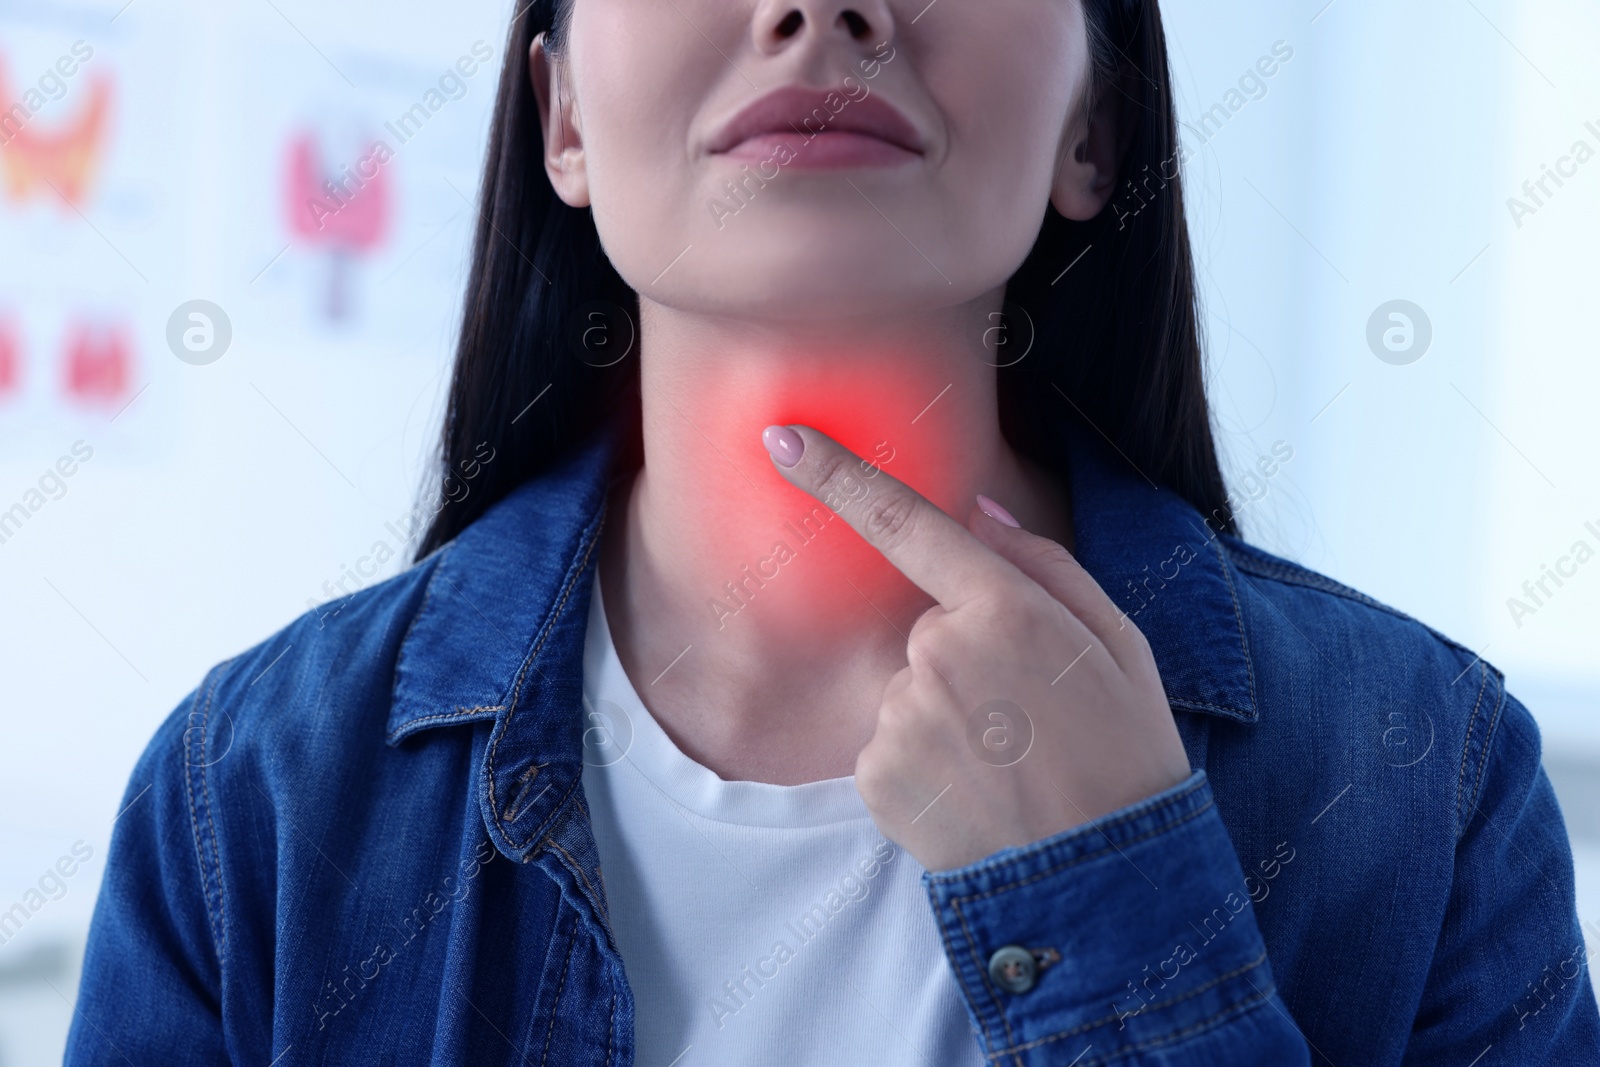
{"left": 0, "top": 0, "right": 1596, "bottom": 1060}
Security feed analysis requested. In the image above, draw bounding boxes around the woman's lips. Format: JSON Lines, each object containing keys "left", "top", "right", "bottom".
{"left": 707, "top": 84, "right": 925, "bottom": 170}
{"left": 718, "top": 129, "right": 921, "bottom": 169}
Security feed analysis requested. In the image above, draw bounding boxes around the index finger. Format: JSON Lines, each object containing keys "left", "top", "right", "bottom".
{"left": 761, "top": 424, "right": 1018, "bottom": 608}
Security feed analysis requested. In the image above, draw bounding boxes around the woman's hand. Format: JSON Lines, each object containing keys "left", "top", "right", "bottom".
{"left": 762, "top": 424, "right": 1192, "bottom": 872}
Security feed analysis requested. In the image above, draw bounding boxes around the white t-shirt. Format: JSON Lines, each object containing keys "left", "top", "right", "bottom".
{"left": 579, "top": 568, "right": 986, "bottom": 1067}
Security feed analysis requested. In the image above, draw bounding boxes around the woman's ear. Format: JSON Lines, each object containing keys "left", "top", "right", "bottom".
{"left": 529, "top": 33, "right": 590, "bottom": 208}
{"left": 1051, "top": 65, "right": 1138, "bottom": 222}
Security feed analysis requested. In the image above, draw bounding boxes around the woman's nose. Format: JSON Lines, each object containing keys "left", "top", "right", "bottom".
{"left": 751, "top": 0, "right": 896, "bottom": 55}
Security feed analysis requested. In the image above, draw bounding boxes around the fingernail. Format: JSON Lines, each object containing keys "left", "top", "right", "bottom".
{"left": 762, "top": 425, "right": 804, "bottom": 468}
{"left": 976, "top": 494, "right": 1021, "bottom": 528}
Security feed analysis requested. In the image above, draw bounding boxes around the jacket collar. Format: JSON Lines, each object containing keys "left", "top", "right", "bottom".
{"left": 1056, "top": 418, "right": 1258, "bottom": 724}
{"left": 385, "top": 412, "right": 1257, "bottom": 858}
{"left": 387, "top": 421, "right": 618, "bottom": 748}
{"left": 387, "top": 420, "right": 619, "bottom": 863}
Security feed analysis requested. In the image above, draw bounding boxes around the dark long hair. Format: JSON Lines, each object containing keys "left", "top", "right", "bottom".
{"left": 415, "top": 0, "right": 1231, "bottom": 560}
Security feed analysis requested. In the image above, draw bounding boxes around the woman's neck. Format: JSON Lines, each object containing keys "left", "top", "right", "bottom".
{"left": 598, "top": 292, "right": 1072, "bottom": 783}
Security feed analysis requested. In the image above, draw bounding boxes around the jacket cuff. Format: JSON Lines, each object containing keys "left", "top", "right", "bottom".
{"left": 923, "top": 770, "right": 1281, "bottom": 1065}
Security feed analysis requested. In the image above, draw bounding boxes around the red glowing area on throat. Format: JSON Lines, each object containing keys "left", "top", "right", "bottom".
{"left": 636, "top": 349, "right": 990, "bottom": 638}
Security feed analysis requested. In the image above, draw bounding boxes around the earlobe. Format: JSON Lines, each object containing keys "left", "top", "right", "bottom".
{"left": 1051, "top": 110, "right": 1118, "bottom": 222}
{"left": 1051, "top": 67, "right": 1138, "bottom": 222}
{"left": 528, "top": 33, "right": 590, "bottom": 208}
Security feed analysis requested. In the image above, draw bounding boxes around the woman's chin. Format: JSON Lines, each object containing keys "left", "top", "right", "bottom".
{"left": 635, "top": 264, "right": 990, "bottom": 325}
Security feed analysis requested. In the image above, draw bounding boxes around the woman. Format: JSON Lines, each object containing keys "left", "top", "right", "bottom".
{"left": 67, "top": 0, "right": 1598, "bottom": 1064}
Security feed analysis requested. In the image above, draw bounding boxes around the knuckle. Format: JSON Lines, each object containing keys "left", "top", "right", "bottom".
{"left": 1023, "top": 539, "right": 1075, "bottom": 575}
{"left": 860, "top": 488, "right": 919, "bottom": 547}
{"left": 908, "top": 606, "right": 949, "bottom": 643}
{"left": 875, "top": 694, "right": 911, "bottom": 733}
{"left": 1110, "top": 610, "right": 1156, "bottom": 665}
{"left": 1113, "top": 605, "right": 1149, "bottom": 644}
{"left": 811, "top": 450, "right": 875, "bottom": 519}
{"left": 909, "top": 630, "right": 959, "bottom": 676}
{"left": 974, "top": 581, "right": 1047, "bottom": 633}
{"left": 1128, "top": 622, "right": 1156, "bottom": 661}
{"left": 878, "top": 674, "right": 939, "bottom": 735}
{"left": 810, "top": 449, "right": 858, "bottom": 500}
{"left": 880, "top": 665, "right": 915, "bottom": 701}
{"left": 854, "top": 742, "right": 892, "bottom": 803}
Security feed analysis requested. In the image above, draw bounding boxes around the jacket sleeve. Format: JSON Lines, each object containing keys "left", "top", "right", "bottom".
{"left": 923, "top": 770, "right": 1311, "bottom": 1065}
{"left": 1402, "top": 688, "right": 1600, "bottom": 1064}
{"left": 65, "top": 676, "right": 232, "bottom": 1066}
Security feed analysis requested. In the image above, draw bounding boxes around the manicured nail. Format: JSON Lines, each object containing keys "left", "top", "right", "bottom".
{"left": 976, "top": 494, "right": 1021, "bottom": 528}
{"left": 762, "top": 425, "right": 804, "bottom": 468}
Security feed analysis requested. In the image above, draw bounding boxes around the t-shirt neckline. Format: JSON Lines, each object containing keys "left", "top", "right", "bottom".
{"left": 582, "top": 563, "right": 871, "bottom": 829}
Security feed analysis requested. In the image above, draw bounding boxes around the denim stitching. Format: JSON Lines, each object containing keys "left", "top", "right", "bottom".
{"left": 545, "top": 837, "right": 608, "bottom": 930}
{"left": 1026, "top": 986, "right": 1277, "bottom": 1066}
{"left": 199, "top": 669, "right": 226, "bottom": 949}
{"left": 198, "top": 724, "right": 225, "bottom": 960}
{"left": 1170, "top": 698, "right": 1249, "bottom": 716}
{"left": 488, "top": 504, "right": 608, "bottom": 850}
{"left": 391, "top": 549, "right": 448, "bottom": 705}
{"left": 182, "top": 677, "right": 212, "bottom": 953}
{"left": 1227, "top": 541, "right": 1497, "bottom": 668}
{"left": 927, "top": 776, "right": 1208, "bottom": 887}
{"left": 925, "top": 882, "right": 1008, "bottom": 1055}
{"left": 182, "top": 684, "right": 208, "bottom": 947}
{"left": 385, "top": 706, "right": 507, "bottom": 744}
{"left": 943, "top": 796, "right": 1214, "bottom": 905}
{"left": 488, "top": 507, "right": 606, "bottom": 845}
{"left": 1078, "top": 987, "right": 1276, "bottom": 1065}
{"left": 943, "top": 796, "right": 1213, "bottom": 1060}
{"left": 981, "top": 952, "right": 1273, "bottom": 1061}
{"left": 604, "top": 990, "right": 616, "bottom": 1067}
{"left": 1454, "top": 662, "right": 1491, "bottom": 840}
{"left": 1463, "top": 670, "right": 1507, "bottom": 841}
{"left": 1470, "top": 674, "right": 1507, "bottom": 800}
{"left": 1208, "top": 535, "right": 1258, "bottom": 714}
{"left": 1225, "top": 546, "right": 1390, "bottom": 611}
{"left": 951, "top": 882, "right": 1021, "bottom": 1055}
{"left": 538, "top": 912, "right": 581, "bottom": 1067}
{"left": 941, "top": 798, "right": 1212, "bottom": 1045}
{"left": 183, "top": 664, "right": 230, "bottom": 963}
{"left": 516, "top": 775, "right": 587, "bottom": 864}
{"left": 555, "top": 796, "right": 618, "bottom": 937}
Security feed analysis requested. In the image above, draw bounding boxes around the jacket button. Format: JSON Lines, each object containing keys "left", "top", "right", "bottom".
{"left": 987, "top": 945, "right": 1037, "bottom": 994}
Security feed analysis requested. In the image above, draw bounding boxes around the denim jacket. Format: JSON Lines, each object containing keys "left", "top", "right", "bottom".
{"left": 66, "top": 415, "right": 1599, "bottom": 1066}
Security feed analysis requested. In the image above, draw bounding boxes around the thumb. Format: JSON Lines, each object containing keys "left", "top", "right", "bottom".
{"left": 966, "top": 496, "right": 1137, "bottom": 652}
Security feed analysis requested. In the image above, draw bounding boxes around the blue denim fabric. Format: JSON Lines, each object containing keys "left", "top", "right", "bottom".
{"left": 66, "top": 415, "right": 1599, "bottom": 1065}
